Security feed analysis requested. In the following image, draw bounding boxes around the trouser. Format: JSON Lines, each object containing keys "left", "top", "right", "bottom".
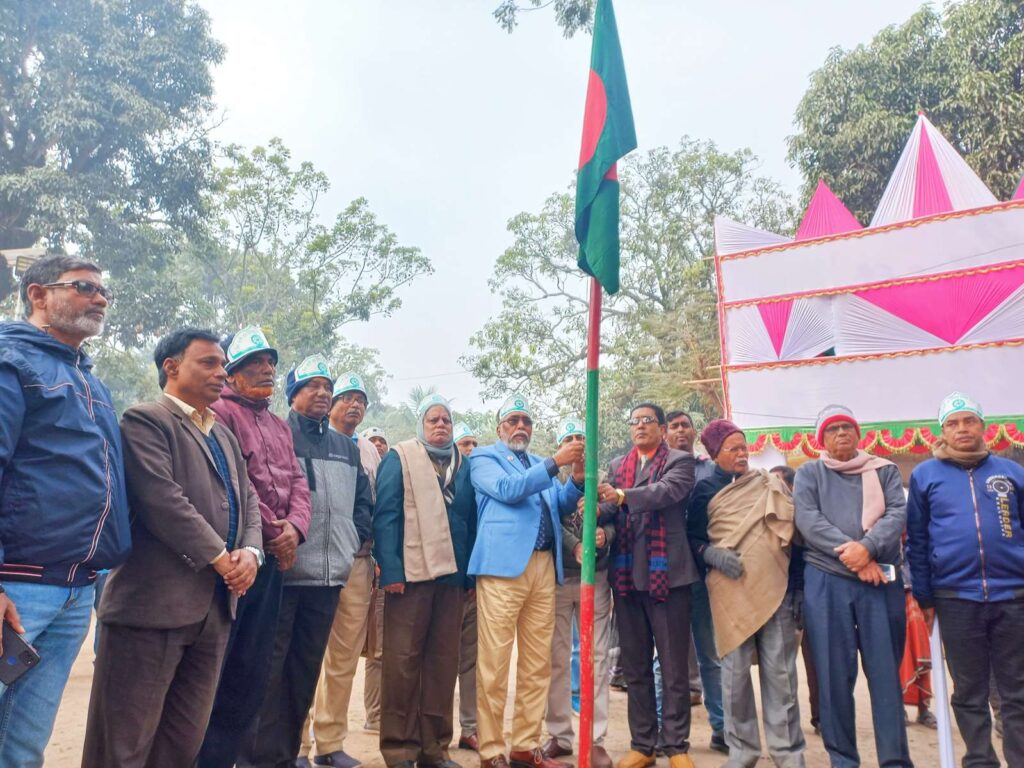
{"left": 803, "top": 566, "right": 911, "bottom": 768}
{"left": 82, "top": 596, "right": 231, "bottom": 768}
{"left": 545, "top": 570, "right": 612, "bottom": 749}
{"left": 476, "top": 551, "right": 556, "bottom": 761}
{"left": 615, "top": 586, "right": 692, "bottom": 757}
{"left": 688, "top": 642, "right": 701, "bottom": 694}
{"left": 0, "top": 582, "right": 94, "bottom": 767}
{"left": 245, "top": 585, "right": 342, "bottom": 768}
{"left": 800, "top": 630, "right": 820, "bottom": 729}
{"left": 380, "top": 580, "right": 464, "bottom": 766}
{"left": 301, "top": 555, "right": 374, "bottom": 757}
{"left": 690, "top": 579, "right": 725, "bottom": 734}
{"left": 935, "top": 597, "right": 1024, "bottom": 768}
{"left": 721, "top": 594, "right": 805, "bottom": 768}
{"left": 458, "top": 591, "right": 478, "bottom": 736}
{"left": 197, "top": 555, "right": 284, "bottom": 768}
{"left": 364, "top": 585, "right": 385, "bottom": 727}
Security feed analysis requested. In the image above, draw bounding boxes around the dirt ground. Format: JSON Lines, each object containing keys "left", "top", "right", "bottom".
{"left": 47, "top": 626, "right": 998, "bottom": 767}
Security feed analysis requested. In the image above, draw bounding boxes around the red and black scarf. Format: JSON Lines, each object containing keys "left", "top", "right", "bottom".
{"left": 613, "top": 440, "right": 671, "bottom": 602}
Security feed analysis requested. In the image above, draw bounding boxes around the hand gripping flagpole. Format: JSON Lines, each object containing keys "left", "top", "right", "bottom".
{"left": 579, "top": 277, "right": 602, "bottom": 768}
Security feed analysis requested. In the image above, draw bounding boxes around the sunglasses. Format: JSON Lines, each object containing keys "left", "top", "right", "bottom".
{"left": 628, "top": 415, "right": 659, "bottom": 426}
{"left": 43, "top": 280, "right": 114, "bottom": 302}
{"left": 502, "top": 415, "right": 533, "bottom": 428}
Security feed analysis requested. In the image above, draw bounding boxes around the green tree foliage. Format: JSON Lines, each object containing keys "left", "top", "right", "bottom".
{"left": 0, "top": 0, "right": 223, "bottom": 320}
{"left": 462, "top": 139, "right": 795, "bottom": 460}
{"left": 183, "top": 139, "right": 433, "bottom": 369}
{"left": 493, "top": 0, "right": 593, "bottom": 37}
{"left": 788, "top": 0, "right": 1024, "bottom": 222}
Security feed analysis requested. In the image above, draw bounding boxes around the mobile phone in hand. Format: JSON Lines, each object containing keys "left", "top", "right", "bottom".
{"left": 0, "top": 623, "right": 40, "bottom": 685}
{"left": 879, "top": 563, "right": 897, "bottom": 583}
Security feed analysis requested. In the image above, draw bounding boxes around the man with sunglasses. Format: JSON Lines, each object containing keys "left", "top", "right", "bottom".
{"left": 0, "top": 254, "right": 131, "bottom": 765}
{"left": 595, "top": 403, "right": 698, "bottom": 768}
{"left": 469, "top": 395, "right": 585, "bottom": 768}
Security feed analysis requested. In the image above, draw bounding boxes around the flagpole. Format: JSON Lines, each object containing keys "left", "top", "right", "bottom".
{"left": 579, "top": 276, "right": 602, "bottom": 768}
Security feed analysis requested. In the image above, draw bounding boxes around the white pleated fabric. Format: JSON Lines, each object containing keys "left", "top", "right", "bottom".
{"left": 714, "top": 215, "right": 791, "bottom": 257}
{"left": 833, "top": 294, "right": 946, "bottom": 356}
{"left": 959, "top": 285, "right": 1024, "bottom": 345}
{"left": 871, "top": 115, "right": 997, "bottom": 227}
{"left": 726, "top": 297, "right": 835, "bottom": 364}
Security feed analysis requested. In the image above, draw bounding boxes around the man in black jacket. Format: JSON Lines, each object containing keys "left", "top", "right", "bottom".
{"left": 247, "top": 355, "right": 372, "bottom": 768}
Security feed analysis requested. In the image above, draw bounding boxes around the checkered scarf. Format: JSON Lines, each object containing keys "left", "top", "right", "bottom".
{"left": 613, "top": 440, "right": 671, "bottom": 602}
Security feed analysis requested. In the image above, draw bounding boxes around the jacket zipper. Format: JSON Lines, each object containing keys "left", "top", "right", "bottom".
{"left": 968, "top": 469, "right": 989, "bottom": 601}
{"left": 69, "top": 351, "right": 107, "bottom": 585}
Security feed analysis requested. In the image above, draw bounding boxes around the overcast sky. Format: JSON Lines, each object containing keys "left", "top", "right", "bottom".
{"left": 201, "top": 0, "right": 925, "bottom": 411}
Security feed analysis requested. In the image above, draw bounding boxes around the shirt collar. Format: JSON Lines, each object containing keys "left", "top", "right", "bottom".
{"left": 165, "top": 394, "right": 217, "bottom": 436}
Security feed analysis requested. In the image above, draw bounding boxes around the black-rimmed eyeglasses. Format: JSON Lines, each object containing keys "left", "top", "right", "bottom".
{"left": 42, "top": 280, "right": 114, "bottom": 302}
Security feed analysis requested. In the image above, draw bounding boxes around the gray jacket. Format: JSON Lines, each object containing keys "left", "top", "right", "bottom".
{"left": 794, "top": 459, "right": 906, "bottom": 580}
{"left": 287, "top": 410, "right": 372, "bottom": 586}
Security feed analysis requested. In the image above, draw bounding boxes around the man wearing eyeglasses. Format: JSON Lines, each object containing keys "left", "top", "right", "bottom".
{"left": 595, "top": 403, "right": 697, "bottom": 768}
{"left": 301, "top": 373, "right": 381, "bottom": 768}
{"left": 0, "top": 254, "right": 131, "bottom": 765}
{"left": 469, "top": 395, "right": 585, "bottom": 768}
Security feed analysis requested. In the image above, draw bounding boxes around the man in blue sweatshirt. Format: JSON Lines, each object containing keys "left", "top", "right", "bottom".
{"left": 0, "top": 255, "right": 131, "bottom": 765}
{"left": 907, "top": 392, "right": 1024, "bottom": 768}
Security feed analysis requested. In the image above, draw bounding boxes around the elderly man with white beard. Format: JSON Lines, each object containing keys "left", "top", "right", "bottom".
{"left": 469, "top": 395, "right": 585, "bottom": 768}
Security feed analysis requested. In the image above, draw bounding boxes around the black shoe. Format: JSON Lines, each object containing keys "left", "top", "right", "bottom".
{"left": 709, "top": 731, "right": 728, "bottom": 754}
{"left": 418, "top": 761, "right": 462, "bottom": 768}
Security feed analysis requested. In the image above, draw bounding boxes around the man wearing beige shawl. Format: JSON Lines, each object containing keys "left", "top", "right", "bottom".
{"left": 794, "top": 405, "right": 912, "bottom": 768}
{"left": 373, "top": 394, "right": 478, "bottom": 768}
{"left": 687, "top": 419, "right": 805, "bottom": 768}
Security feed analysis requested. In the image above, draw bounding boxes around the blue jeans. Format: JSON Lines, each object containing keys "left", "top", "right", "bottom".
{"left": 689, "top": 580, "right": 724, "bottom": 733}
{"left": 0, "top": 582, "right": 95, "bottom": 768}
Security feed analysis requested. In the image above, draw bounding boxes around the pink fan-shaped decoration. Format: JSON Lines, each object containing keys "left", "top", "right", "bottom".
{"left": 795, "top": 180, "right": 863, "bottom": 241}
{"left": 912, "top": 124, "right": 954, "bottom": 218}
{"left": 757, "top": 301, "right": 794, "bottom": 357}
{"left": 856, "top": 265, "right": 1024, "bottom": 344}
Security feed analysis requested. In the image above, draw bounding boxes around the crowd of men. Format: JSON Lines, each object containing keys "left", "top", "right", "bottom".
{"left": 0, "top": 254, "right": 1022, "bottom": 768}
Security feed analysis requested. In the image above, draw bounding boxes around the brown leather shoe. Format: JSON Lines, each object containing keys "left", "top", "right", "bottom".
{"left": 592, "top": 746, "right": 613, "bottom": 768}
{"left": 510, "top": 748, "right": 570, "bottom": 768}
{"left": 480, "top": 756, "right": 511, "bottom": 768}
{"left": 667, "top": 755, "right": 695, "bottom": 768}
{"left": 458, "top": 734, "right": 479, "bottom": 752}
{"left": 615, "top": 750, "right": 656, "bottom": 768}
{"left": 541, "top": 738, "right": 573, "bottom": 759}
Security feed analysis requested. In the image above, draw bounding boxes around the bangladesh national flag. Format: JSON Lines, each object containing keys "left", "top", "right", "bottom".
{"left": 574, "top": 0, "right": 636, "bottom": 295}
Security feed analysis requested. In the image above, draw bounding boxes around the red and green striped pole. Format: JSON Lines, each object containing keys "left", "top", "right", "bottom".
{"left": 575, "top": 2, "right": 634, "bottom": 763}
{"left": 578, "top": 277, "right": 602, "bottom": 768}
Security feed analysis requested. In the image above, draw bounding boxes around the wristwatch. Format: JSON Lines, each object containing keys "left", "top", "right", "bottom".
{"left": 243, "top": 546, "right": 266, "bottom": 567}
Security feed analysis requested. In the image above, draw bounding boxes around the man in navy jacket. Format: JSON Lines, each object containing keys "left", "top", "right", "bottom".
{"left": 0, "top": 255, "right": 131, "bottom": 765}
{"left": 907, "top": 392, "right": 1024, "bottom": 767}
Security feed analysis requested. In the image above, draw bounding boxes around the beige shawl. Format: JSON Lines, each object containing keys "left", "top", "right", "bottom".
{"left": 393, "top": 439, "right": 458, "bottom": 583}
{"left": 706, "top": 469, "right": 794, "bottom": 657}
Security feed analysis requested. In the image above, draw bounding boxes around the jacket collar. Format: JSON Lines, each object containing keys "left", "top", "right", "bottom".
{"left": 290, "top": 408, "right": 328, "bottom": 437}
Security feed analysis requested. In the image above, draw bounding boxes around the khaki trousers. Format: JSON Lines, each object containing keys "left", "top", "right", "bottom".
{"left": 476, "top": 550, "right": 556, "bottom": 761}
{"left": 364, "top": 586, "right": 385, "bottom": 727}
{"left": 301, "top": 556, "right": 373, "bottom": 757}
{"left": 545, "top": 570, "right": 612, "bottom": 749}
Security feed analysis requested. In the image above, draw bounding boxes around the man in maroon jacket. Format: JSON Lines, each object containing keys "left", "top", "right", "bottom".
{"left": 197, "top": 325, "right": 312, "bottom": 768}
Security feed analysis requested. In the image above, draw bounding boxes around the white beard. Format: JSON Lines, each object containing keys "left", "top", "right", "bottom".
{"left": 507, "top": 436, "right": 530, "bottom": 452}
{"left": 47, "top": 295, "right": 104, "bottom": 339}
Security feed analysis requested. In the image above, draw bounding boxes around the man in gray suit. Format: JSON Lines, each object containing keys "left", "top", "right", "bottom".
{"left": 597, "top": 402, "right": 697, "bottom": 768}
{"left": 82, "top": 328, "right": 263, "bottom": 768}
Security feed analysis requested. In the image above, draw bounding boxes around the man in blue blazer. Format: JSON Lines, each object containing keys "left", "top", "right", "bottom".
{"left": 469, "top": 395, "right": 586, "bottom": 768}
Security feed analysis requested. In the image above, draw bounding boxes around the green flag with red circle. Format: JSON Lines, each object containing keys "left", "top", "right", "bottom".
{"left": 575, "top": 0, "right": 636, "bottom": 295}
